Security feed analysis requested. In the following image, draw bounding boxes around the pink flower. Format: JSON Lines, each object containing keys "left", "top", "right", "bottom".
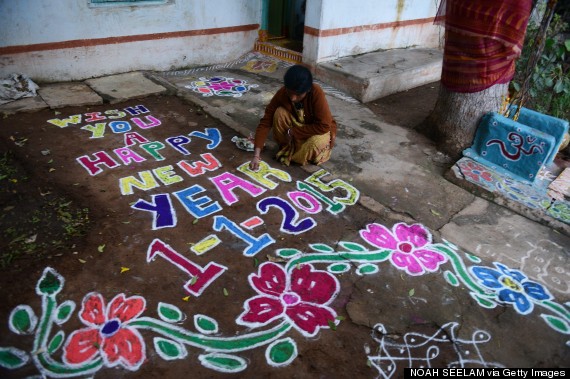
{"left": 63, "top": 293, "right": 146, "bottom": 370}
{"left": 360, "top": 222, "right": 447, "bottom": 276}
{"left": 237, "top": 262, "right": 339, "bottom": 337}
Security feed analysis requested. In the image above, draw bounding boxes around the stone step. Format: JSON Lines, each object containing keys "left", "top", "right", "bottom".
{"left": 315, "top": 48, "right": 443, "bottom": 103}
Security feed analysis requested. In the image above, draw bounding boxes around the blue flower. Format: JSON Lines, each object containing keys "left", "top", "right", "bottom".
{"left": 470, "top": 263, "right": 552, "bottom": 315}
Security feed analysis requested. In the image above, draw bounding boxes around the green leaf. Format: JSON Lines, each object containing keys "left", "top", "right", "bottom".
{"left": 194, "top": 314, "right": 219, "bottom": 334}
{"left": 276, "top": 248, "right": 301, "bottom": 258}
{"left": 470, "top": 293, "right": 496, "bottom": 309}
{"left": 55, "top": 300, "right": 75, "bottom": 324}
{"left": 545, "top": 77, "right": 554, "bottom": 88}
{"left": 444, "top": 270, "right": 459, "bottom": 287}
{"left": 48, "top": 331, "right": 65, "bottom": 354}
{"left": 158, "top": 302, "right": 184, "bottom": 323}
{"left": 199, "top": 353, "right": 247, "bottom": 373}
{"left": 554, "top": 79, "right": 564, "bottom": 94}
{"left": 408, "top": 288, "right": 415, "bottom": 297}
{"left": 223, "top": 288, "right": 229, "bottom": 296}
{"left": 327, "top": 263, "right": 351, "bottom": 274}
{"left": 0, "top": 347, "right": 29, "bottom": 369}
{"left": 327, "top": 320, "right": 337, "bottom": 331}
{"left": 266, "top": 338, "right": 298, "bottom": 366}
{"left": 356, "top": 264, "right": 378, "bottom": 275}
{"left": 154, "top": 337, "right": 188, "bottom": 361}
{"left": 309, "top": 243, "right": 334, "bottom": 253}
{"left": 36, "top": 267, "right": 64, "bottom": 296}
{"left": 97, "top": 244, "right": 105, "bottom": 253}
{"left": 9, "top": 305, "right": 37, "bottom": 335}
{"left": 338, "top": 241, "right": 366, "bottom": 252}
{"left": 540, "top": 314, "right": 570, "bottom": 334}
{"left": 564, "top": 39, "right": 570, "bottom": 51}
{"left": 465, "top": 253, "right": 481, "bottom": 263}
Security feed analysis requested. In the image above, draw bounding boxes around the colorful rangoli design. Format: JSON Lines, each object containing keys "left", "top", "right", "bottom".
{"left": 186, "top": 76, "right": 258, "bottom": 97}
{"left": 1, "top": 222, "right": 569, "bottom": 377}
{"left": 454, "top": 157, "right": 570, "bottom": 225}
{"left": 241, "top": 59, "right": 279, "bottom": 73}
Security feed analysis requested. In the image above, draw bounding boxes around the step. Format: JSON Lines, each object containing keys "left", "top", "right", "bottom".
{"left": 315, "top": 48, "right": 443, "bottom": 103}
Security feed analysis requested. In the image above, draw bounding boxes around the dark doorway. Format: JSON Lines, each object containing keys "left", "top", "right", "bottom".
{"left": 267, "top": 0, "right": 305, "bottom": 53}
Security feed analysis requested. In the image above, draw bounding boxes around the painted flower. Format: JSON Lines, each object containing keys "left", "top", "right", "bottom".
{"left": 460, "top": 161, "right": 494, "bottom": 183}
{"left": 360, "top": 222, "right": 447, "bottom": 276}
{"left": 471, "top": 262, "right": 552, "bottom": 315}
{"left": 63, "top": 293, "right": 146, "bottom": 370}
{"left": 546, "top": 201, "right": 570, "bottom": 222}
{"left": 237, "top": 262, "right": 339, "bottom": 337}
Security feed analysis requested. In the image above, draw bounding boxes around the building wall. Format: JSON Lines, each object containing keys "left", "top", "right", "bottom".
{"left": 0, "top": 0, "right": 442, "bottom": 82}
{"left": 303, "top": 0, "right": 443, "bottom": 63}
{"left": 0, "top": 0, "right": 261, "bottom": 82}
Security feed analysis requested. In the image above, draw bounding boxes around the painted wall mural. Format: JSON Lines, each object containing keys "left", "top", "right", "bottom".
{"left": 1, "top": 104, "right": 568, "bottom": 377}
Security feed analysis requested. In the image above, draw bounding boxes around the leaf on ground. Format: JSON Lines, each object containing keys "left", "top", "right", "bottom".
{"left": 78, "top": 259, "right": 86, "bottom": 264}
{"left": 267, "top": 255, "right": 286, "bottom": 263}
{"left": 182, "top": 296, "right": 190, "bottom": 301}
{"left": 97, "top": 244, "right": 105, "bottom": 253}
{"left": 223, "top": 288, "right": 229, "bottom": 296}
{"left": 430, "top": 209, "right": 441, "bottom": 217}
{"left": 408, "top": 288, "right": 415, "bottom": 297}
{"left": 120, "top": 267, "right": 130, "bottom": 273}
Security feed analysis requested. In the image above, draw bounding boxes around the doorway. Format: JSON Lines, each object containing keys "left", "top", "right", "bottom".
{"left": 266, "top": 0, "right": 306, "bottom": 54}
{"left": 255, "top": 0, "right": 305, "bottom": 63}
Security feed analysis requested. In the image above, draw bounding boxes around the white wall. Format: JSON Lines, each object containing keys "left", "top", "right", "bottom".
{"left": 0, "top": 0, "right": 261, "bottom": 82}
{"left": 0, "top": 0, "right": 443, "bottom": 81}
{"left": 303, "top": 0, "right": 443, "bottom": 63}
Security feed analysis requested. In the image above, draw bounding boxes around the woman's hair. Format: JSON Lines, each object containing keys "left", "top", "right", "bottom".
{"left": 283, "top": 65, "right": 313, "bottom": 94}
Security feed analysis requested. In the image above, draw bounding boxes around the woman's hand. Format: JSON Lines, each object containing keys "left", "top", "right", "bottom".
{"left": 249, "top": 147, "right": 263, "bottom": 171}
{"left": 249, "top": 155, "right": 261, "bottom": 171}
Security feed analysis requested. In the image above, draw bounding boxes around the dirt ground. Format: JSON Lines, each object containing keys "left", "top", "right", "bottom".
{"left": 366, "top": 82, "right": 440, "bottom": 131}
{"left": 1, "top": 81, "right": 568, "bottom": 377}
{"left": 0, "top": 94, "right": 389, "bottom": 378}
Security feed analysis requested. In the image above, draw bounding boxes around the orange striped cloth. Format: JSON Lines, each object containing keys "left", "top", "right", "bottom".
{"left": 434, "top": 0, "right": 532, "bottom": 93}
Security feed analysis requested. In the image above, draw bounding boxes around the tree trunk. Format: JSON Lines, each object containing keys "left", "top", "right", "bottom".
{"left": 425, "top": 83, "right": 508, "bottom": 159}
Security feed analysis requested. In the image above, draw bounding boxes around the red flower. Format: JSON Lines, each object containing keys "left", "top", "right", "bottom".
{"left": 237, "top": 262, "right": 340, "bottom": 337}
{"left": 63, "top": 293, "right": 146, "bottom": 370}
{"left": 461, "top": 161, "right": 493, "bottom": 182}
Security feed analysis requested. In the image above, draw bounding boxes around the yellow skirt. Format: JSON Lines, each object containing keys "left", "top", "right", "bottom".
{"left": 272, "top": 107, "right": 332, "bottom": 166}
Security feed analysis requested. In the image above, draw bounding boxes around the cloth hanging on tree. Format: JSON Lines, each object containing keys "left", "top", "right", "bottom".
{"left": 434, "top": 0, "right": 533, "bottom": 93}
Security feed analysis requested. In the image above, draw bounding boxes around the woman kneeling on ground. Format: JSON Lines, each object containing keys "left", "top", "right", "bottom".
{"left": 249, "top": 65, "right": 337, "bottom": 171}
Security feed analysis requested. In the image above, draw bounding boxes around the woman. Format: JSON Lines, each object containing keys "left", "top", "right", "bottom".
{"left": 249, "top": 65, "right": 337, "bottom": 171}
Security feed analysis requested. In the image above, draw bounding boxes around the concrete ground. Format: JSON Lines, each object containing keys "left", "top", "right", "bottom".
{"left": 0, "top": 52, "right": 568, "bottom": 377}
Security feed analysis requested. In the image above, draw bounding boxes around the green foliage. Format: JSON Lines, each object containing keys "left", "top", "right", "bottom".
{"left": 0, "top": 151, "right": 90, "bottom": 269}
{"left": 512, "top": 11, "right": 570, "bottom": 121}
